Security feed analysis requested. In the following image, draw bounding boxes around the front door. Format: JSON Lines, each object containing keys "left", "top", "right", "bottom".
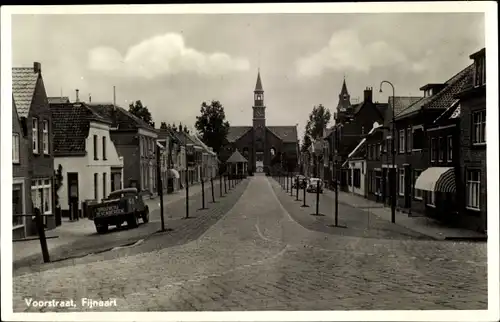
{"left": 256, "top": 151, "right": 264, "bottom": 172}
{"left": 67, "top": 172, "right": 79, "bottom": 220}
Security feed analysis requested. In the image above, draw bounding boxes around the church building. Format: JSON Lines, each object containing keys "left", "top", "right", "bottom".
{"left": 223, "top": 71, "right": 299, "bottom": 174}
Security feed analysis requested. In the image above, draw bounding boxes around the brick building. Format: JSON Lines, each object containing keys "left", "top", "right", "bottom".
{"left": 224, "top": 71, "right": 299, "bottom": 175}
{"left": 88, "top": 104, "right": 158, "bottom": 195}
{"left": 454, "top": 48, "right": 487, "bottom": 232}
{"left": 12, "top": 62, "right": 56, "bottom": 236}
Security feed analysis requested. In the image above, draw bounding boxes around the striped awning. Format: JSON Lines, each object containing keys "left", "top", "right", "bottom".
{"left": 415, "top": 167, "right": 456, "bottom": 193}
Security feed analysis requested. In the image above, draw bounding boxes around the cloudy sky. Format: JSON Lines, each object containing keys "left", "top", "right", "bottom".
{"left": 12, "top": 12, "right": 484, "bottom": 139}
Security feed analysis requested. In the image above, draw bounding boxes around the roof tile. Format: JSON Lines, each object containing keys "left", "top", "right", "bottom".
{"left": 267, "top": 126, "right": 298, "bottom": 143}
{"left": 227, "top": 126, "right": 252, "bottom": 142}
{"left": 88, "top": 104, "right": 155, "bottom": 130}
{"left": 12, "top": 67, "right": 39, "bottom": 118}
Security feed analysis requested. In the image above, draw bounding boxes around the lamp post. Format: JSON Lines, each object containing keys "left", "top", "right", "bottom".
{"left": 379, "top": 80, "right": 396, "bottom": 224}
{"left": 156, "top": 142, "right": 165, "bottom": 231}
{"left": 333, "top": 125, "right": 339, "bottom": 227}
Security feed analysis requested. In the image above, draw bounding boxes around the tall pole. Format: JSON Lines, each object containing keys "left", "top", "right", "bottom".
{"left": 380, "top": 80, "right": 396, "bottom": 224}
{"left": 334, "top": 127, "right": 339, "bottom": 227}
{"left": 211, "top": 176, "right": 215, "bottom": 203}
{"left": 185, "top": 143, "right": 189, "bottom": 219}
{"left": 157, "top": 143, "right": 165, "bottom": 231}
{"left": 219, "top": 173, "right": 223, "bottom": 197}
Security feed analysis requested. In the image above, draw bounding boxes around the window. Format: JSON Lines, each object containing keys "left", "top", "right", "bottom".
{"left": 466, "top": 169, "right": 480, "bottom": 210}
{"left": 430, "top": 138, "right": 437, "bottom": 161}
{"left": 438, "top": 137, "right": 444, "bottom": 161}
{"left": 42, "top": 120, "right": 49, "bottom": 154}
{"left": 412, "top": 127, "right": 424, "bottom": 150}
{"left": 94, "top": 173, "right": 99, "bottom": 200}
{"left": 32, "top": 118, "right": 39, "bottom": 153}
{"left": 103, "top": 172, "right": 107, "bottom": 198}
{"left": 447, "top": 135, "right": 453, "bottom": 162}
{"left": 474, "top": 56, "right": 486, "bottom": 87}
{"left": 13, "top": 133, "right": 20, "bottom": 163}
{"left": 93, "top": 135, "right": 98, "bottom": 160}
{"left": 413, "top": 170, "right": 423, "bottom": 200}
{"left": 472, "top": 110, "right": 486, "bottom": 144}
{"left": 406, "top": 128, "right": 412, "bottom": 152}
{"left": 31, "top": 179, "right": 52, "bottom": 216}
{"left": 399, "top": 169, "right": 405, "bottom": 196}
{"left": 426, "top": 191, "right": 435, "bottom": 207}
{"left": 102, "top": 136, "right": 107, "bottom": 160}
{"left": 13, "top": 183, "right": 24, "bottom": 227}
{"left": 399, "top": 130, "right": 405, "bottom": 153}
{"left": 353, "top": 169, "right": 361, "bottom": 188}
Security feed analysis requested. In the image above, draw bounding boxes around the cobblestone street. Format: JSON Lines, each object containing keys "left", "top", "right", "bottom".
{"left": 13, "top": 175, "right": 487, "bottom": 312}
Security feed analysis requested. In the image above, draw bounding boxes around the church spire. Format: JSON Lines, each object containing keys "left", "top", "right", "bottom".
{"left": 255, "top": 70, "right": 264, "bottom": 93}
{"left": 336, "top": 76, "right": 351, "bottom": 112}
{"left": 340, "top": 76, "right": 349, "bottom": 97}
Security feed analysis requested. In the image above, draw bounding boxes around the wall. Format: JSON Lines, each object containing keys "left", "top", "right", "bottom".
{"left": 109, "top": 130, "right": 141, "bottom": 189}
{"left": 56, "top": 121, "right": 124, "bottom": 211}
{"left": 347, "top": 160, "right": 366, "bottom": 196}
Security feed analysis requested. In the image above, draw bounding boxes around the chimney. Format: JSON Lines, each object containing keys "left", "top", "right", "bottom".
{"left": 89, "top": 93, "right": 92, "bottom": 103}
{"left": 33, "top": 62, "right": 41, "bottom": 73}
{"left": 75, "top": 89, "right": 80, "bottom": 102}
{"left": 363, "top": 87, "right": 373, "bottom": 103}
{"left": 113, "top": 86, "right": 116, "bottom": 110}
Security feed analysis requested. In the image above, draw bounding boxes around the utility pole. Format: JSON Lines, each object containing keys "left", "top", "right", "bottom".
{"left": 334, "top": 127, "right": 339, "bottom": 227}
{"left": 211, "top": 176, "right": 215, "bottom": 203}
{"left": 301, "top": 178, "right": 309, "bottom": 208}
{"left": 185, "top": 142, "right": 190, "bottom": 219}
{"left": 219, "top": 172, "right": 223, "bottom": 197}
{"left": 380, "top": 81, "right": 396, "bottom": 223}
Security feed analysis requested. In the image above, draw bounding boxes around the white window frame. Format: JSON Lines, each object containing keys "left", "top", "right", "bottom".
{"left": 472, "top": 110, "right": 486, "bottom": 145}
{"left": 447, "top": 135, "right": 453, "bottom": 162}
{"left": 32, "top": 118, "right": 39, "bottom": 154}
{"left": 413, "top": 170, "right": 423, "bottom": 200}
{"left": 42, "top": 120, "right": 49, "bottom": 154}
{"left": 466, "top": 169, "right": 481, "bottom": 211}
{"left": 399, "top": 130, "right": 405, "bottom": 153}
{"left": 31, "top": 178, "right": 52, "bottom": 216}
{"left": 13, "top": 180, "right": 26, "bottom": 229}
{"left": 13, "top": 133, "right": 20, "bottom": 164}
{"left": 399, "top": 168, "right": 405, "bottom": 196}
{"left": 426, "top": 191, "right": 436, "bottom": 207}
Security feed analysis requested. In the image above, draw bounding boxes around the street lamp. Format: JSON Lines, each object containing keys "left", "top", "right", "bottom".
{"left": 379, "top": 80, "right": 396, "bottom": 224}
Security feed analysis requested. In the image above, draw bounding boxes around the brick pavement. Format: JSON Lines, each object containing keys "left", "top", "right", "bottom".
{"left": 12, "top": 175, "right": 487, "bottom": 312}
{"left": 13, "top": 178, "right": 244, "bottom": 275}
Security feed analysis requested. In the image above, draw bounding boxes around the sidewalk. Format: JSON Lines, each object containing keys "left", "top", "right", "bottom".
{"left": 323, "top": 188, "right": 487, "bottom": 241}
{"left": 12, "top": 178, "right": 226, "bottom": 262}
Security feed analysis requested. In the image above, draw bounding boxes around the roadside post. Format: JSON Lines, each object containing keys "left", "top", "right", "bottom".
{"left": 285, "top": 173, "right": 288, "bottom": 192}
{"left": 224, "top": 174, "right": 227, "bottom": 193}
{"left": 156, "top": 143, "right": 166, "bottom": 231}
{"left": 34, "top": 208, "right": 50, "bottom": 263}
{"left": 201, "top": 177, "right": 206, "bottom": 209}
{"left": 219, "top": 173, "right": 223, "bottom": 197}
{"left": 211, "top": 176, "right": 215, "bottom": 203}
{"left": 290, "top": 174, "right": 293, "bottom": 197}
{"left": 315, "top": 180, "right": 320, "bottom": 216}
{"left": 295, "top": 176, "right": 300, "bottom": 201}
{"left": 301, "top": 178, "right": 309, "bottom": 208}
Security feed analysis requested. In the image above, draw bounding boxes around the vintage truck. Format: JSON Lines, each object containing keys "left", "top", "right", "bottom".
{"left": 87, "top": 187, "right": 150, "bottom": 234}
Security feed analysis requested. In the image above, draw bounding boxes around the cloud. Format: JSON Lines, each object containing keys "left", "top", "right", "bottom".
{"left": 88, "top": 33, "right": 250, "bottom": 79}
{"left": 295, "top": 29, "right": 410, "bottom": 77}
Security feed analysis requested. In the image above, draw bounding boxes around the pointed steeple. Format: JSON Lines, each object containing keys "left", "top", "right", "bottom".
{"left": 255, "top": 70, "right": 264, "bottom": 93}
{"left": 340, "top": 76, "right": 349, "bottom": 96}
{"left": 336, "top": 76, "right": 352, "bottom": 112}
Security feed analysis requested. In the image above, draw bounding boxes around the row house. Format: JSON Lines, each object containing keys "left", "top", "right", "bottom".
{"left": 12, "top": 62, "right": 56, "bottom": 238}
{"left": 157, "top": 127, "right": 182, "bottom": 192}
{"left": 324, "top": 86, "right": 387, "bottom": 190}
{"left": 394, "top": 62, "right": 472, "bottom": 220}
{"left": 190, "top": 135, "right": 219, "bottom": 180}
{"left": 87, "top": 103, "right": 158, "bottom": 195}
{"left": 454, "top": 48, "right": 487, "bottom": 233}
{"left": 172, "top": 130, "right": 202, "bottom": 186}
{"left": 364, "top": 96, "right": 421, "bottom": 205}
{"left": 50, "top": 100, "right": 124, "bottom": 218}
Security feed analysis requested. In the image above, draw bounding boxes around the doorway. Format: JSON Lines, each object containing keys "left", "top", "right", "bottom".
{"left": 67, "top": 172, "right": 79, "bottom": 220}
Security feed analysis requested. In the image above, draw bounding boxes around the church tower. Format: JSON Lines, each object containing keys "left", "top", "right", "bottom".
{"left": 334, "top": 77, "right": 353, "bottom": 123}
{"left": 252, "top": 70, "right": 266, "bottom": 171}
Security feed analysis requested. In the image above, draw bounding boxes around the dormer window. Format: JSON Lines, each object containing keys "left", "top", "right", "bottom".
{"left": 474, "top": 56, "right": 486, "bottom": 87}
{"left": 424, "top": 89, "right": 432, "bottom": 97}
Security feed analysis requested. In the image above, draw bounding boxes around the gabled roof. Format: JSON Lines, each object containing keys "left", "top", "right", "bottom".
{"left": 227, "top": 126, "right": 252, "bottom": 143}
{"left": 388, "top": 96, "right": 422, "bottom": 117}
{"left": 267, "top": 126, "right": 298, "bottom": 143}
{"left": 191, "top": 135, "right": 216, "bottom": 155}
{"left": 226, "top": 149, "right": 248, "bottom": 163}
{"left": 87, "top": 104, "right": 155, "bottom": 131}
{"left": 173, "top": 130, "right": 198, "bottom": 146}
{"left": 342, "top": 121, "right": 382, "bottom": 166}
{"left": 158, "top": 128, "right": 182, "bottom": 144}
{"left": 48, "top": 97, "right": 70, "bottom": 104}
{"left": 396, "top": 64, "right": 473, "bottom": 120}
{"left": 50, "top": 102, "right": 111, "bottom": 156}
{"left": 12, "top": 67, "right": 40, "bottom": 118}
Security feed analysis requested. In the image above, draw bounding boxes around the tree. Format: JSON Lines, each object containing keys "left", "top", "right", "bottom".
{"left": 195, "top": 100, "right": 230, "bottom": 154}
{"left": 301, "top": 132, "right": 312, "bottom": 153}
{"left": 128, "top": 100, "right": 154, "bottom": 126}
{"left": 305, "top": 104, "right": 331, "bottom": 140}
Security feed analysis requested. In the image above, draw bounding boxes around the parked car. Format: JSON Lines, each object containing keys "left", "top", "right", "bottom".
{"left": 306, "top": 178, "right": 324, "bottom": 193}
{"left": 292, "top": 175, "right": 308, "bottom": 189}
{"left": 87, "top": 187, "right": 149, "bottom": 234}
